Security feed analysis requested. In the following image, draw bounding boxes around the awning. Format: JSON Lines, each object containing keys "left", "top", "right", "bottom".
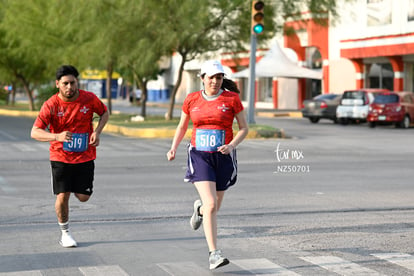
{"left": 232, "top": 42, "right": 322, "bottom": 80}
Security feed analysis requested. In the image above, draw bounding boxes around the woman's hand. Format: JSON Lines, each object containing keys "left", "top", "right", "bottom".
{"left": 218, "top": 144, "right": 234, "bottom": 155}
{"left": 167, "top": 149, "right": 176, "bottom": 161}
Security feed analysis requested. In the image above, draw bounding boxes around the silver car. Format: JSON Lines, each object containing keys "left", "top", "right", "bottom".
{"left": 336, "top": 89, "right": 389, "bottom": 125}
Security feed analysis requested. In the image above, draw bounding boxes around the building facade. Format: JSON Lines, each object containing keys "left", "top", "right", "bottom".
{"left": 154, "top": 0, "right": 414, "bottom": 110}
{"left": 281, "top": 0, "right": 414, "bottom": 109}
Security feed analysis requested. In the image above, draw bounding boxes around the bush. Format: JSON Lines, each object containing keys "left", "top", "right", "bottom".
{"left": 36, "top": 86, "right": 58, "bottom": 109}
{"left": 0, "top": 89, "right": 9, "bottom": 104}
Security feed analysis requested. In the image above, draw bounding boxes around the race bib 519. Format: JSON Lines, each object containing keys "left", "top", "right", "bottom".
{"left": 195, "top": 129, "right": 225, "bottom": 151}
{"left": 63, "top": 133, "right": 89, "bottom": 152}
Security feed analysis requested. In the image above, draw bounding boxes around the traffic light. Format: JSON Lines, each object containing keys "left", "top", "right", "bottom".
{"left": 251, "top": 0, "right": 264, "bottom": 35}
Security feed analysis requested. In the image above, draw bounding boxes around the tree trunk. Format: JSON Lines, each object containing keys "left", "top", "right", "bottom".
{"left": 140, "top": 86, "right": 147, "bottom": 118}
{"left": 16, "top": 75, "right": 35, "bottom": 111}
{"left": 140, "top": 80, "right": 148, "bottom": 118}
{"left": 10, "top": 82, "right": 16, "bottom": 106}
{"left": 106, "top": 63, "right": 113, "bottom": 114}
{"left": 166, "top": 53, "right": 186, "bottom": 120}
{"left": 134, "top": 73, "right": 147, "bottom": 118}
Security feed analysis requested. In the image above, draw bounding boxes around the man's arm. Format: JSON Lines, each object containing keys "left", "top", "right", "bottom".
{"left": 89, "top": 111, "right": 109, "bottom": 146}
{"left": 31, "top": 126, "right": 56, "bottom": 142}
{"left": 94, "top": 110, "right": 109, "bottom": 134}
{"left": 31, "top": 126, "right": 72, "bottom": 142}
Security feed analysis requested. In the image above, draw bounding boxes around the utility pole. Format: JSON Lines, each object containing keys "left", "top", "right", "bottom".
{"left": 247, "top": 1, "right": 264, "bottom": 124}
{"left": 247, "top": 34, "right": 257, "bottom": 124}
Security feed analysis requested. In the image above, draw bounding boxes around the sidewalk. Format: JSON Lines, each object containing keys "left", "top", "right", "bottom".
{"left": 137, "top": 100, "right": 303, "bottom": 118}
{"left": 0, "top": 99, "right": 301, "bottom": 139}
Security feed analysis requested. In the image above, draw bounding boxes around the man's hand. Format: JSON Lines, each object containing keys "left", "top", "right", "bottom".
{"left": 89, "top": 132, "right": 100, "bottom": 147}
{"left": 55, "top": 131, "right": 72, "bottom": 142}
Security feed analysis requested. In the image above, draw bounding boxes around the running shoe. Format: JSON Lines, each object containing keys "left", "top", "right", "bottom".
{"left": 190, "top": 199, "right": 203, "bottom": 230}
{"left": 59, "top": 231, "right": 77, "bottom": 248}
{"left": 209, "top": 249, "right": 229, "bottom": 270}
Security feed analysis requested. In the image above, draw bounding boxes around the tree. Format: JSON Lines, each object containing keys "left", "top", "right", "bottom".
{"left": 151, "top": 0, "right": 275, "bottom": 120}
{"left": 0, "top": 29, "right": 16, "bottom": 106}
{"left": 54, "top": 0, "right": 124, "bottom": 114}
{"left": 116, "top": 1, "right": 172, "bottom": 118}
{"left": 0, "top": 0, "right": 53, "bottom": 111}
{"left": 51, "top": 0, "right": 172, "bottom": 116}
{"left": 149, "top": 0, "right": 340, "bottom": 120}
{"left": 0, "top": 0, "right": 341, "bottom": 115}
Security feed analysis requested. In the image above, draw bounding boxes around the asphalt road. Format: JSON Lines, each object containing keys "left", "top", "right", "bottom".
{"left": 1, "top": 114, "right": 414, "bottom": 275}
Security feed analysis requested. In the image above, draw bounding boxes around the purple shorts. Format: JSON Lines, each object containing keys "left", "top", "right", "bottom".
{"left": 184, "top": 144, "right": 238, "bottom": 191}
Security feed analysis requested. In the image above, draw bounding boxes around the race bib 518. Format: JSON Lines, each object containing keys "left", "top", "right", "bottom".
{"left": 195, "top": 129, "right": 225, "bottom": 151}
{"left": 63, "top": 133, "right": 89, "bottom": 152}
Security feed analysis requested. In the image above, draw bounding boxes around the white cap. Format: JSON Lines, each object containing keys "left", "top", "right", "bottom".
{"left": 200, "top": 60, "right": 225, "bottom": 77}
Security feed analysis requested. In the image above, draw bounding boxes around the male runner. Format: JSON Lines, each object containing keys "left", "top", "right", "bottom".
{"left": 31, "top": 65, "right": 109, "bottom": 247}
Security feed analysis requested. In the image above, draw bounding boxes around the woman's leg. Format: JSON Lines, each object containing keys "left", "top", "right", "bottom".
{"left": 216, "top": 190, "right": 225, "bottom": 212}
{"left": 194, "top": 181, "right": 219, "bottom": 252}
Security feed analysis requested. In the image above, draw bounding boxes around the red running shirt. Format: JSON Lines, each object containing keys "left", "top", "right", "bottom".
{"left": 182, "top": 90, "right": 244, "bottom": 147}
{"left": 33, "top": 90, "right": 108, "bottom": 164}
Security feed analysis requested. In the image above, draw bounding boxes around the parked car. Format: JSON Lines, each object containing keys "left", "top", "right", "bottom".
{"left": 129, "top": 89, "right": 142, "bottom": 103}
{"left": 301, "top": 93, "right": 342, "bottom": 123}
{"left": 336, "top": 88, "right": 389, "bottom": 125}
{"left": 367, "top": 91, "right": 414, "bottom": 128}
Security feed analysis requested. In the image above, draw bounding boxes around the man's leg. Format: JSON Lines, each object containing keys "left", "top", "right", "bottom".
{"left": 55, "top": 192, "right": 70, "bottom": 223}
{"left": 55, "top": 192, "right": 77, "bottom": 247}
{"left": 74, "top": 193, "right": 90, "bottom": 202}
{"left": 73, "top": 160, "right": 94, "bottom": 203}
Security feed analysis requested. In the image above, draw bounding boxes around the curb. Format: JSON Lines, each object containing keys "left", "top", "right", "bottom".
{"left": 257, "top": 111, "right": 302, "bottom": 118}
{"left": 102, "top": 123, "right": 285, "bottom": 139}
{"left": 0, "top": 108, "right": 287, "bottom": 139}
{"left": 0, "top": 109, "right": 39, "bottom": 118}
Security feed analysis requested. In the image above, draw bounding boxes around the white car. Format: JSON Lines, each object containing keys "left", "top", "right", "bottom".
{"left": 336, "top": 89, "right": 389, "bottom": 124}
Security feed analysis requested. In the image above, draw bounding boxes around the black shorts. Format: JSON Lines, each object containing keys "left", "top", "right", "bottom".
{"left": 51, "top": 160, "right": 95, "bottom": 195}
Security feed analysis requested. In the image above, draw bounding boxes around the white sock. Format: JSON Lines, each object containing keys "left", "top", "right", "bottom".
{"left": 58, "top": 221, "right": 69, "bottom": 234}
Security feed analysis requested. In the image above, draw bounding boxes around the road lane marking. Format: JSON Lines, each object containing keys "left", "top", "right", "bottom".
{"left": 78, "top": 265, "right": 129, "bottom": 276}
{"left": 1, "top": 254, "right": 411, "bottom": 275}
{"left": 157, "top": 262, "right": 212, "bottom": 276}
{"left": 372, "top": 253, "right": 414, "bottom": 271}
{"left": 232, "top": 258, "right": 300, "bottom": 275}
{"left": 301, "top": 256, "right": 383, "bottom": 276}
{"left": 0, "top": 271, "right": 42, "bottom": 276}
{"left": 11, "top": 143, "right": 36, "bottom": 152}
{"left": 0, "top": 130, "right": 18, "bottom": 141}
{"left": 0, "top": 176, "right": 16, "bottom": 193}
